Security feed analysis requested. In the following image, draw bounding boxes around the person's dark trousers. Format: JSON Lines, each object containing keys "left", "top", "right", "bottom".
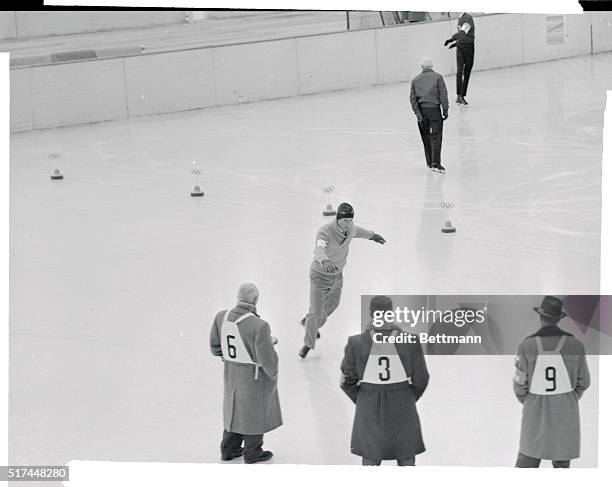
{"left": 456, "top": 43, "right": 474, "bottom": 96}
{"left": 362, "top": 457, "right": 415, "bottom": 466}
{"left": 515, "top": 453, "right": 571, "bottom": 468}
{"left": 221, "top": 429, "right": 264, "bottom": 462}
{"left": 417, "top": 106, "right": 443, "bottom": 167}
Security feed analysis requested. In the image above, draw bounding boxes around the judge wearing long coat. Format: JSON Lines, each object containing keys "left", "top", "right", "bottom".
{"left": 340, "top": 296, "right": 429, "bottom": 465}
{"left": 210, "top": 283, "right": 282, "bottom": 463}
{"left": 513, "top": 296, "right": 590, "bottom": 468}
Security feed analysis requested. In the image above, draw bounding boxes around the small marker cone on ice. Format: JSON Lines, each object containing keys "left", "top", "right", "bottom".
{"left": 322, "top": 186, "right": 336, "bottom": 216}
{"left": 190, "top": 160, "right": 204, "bottom": 197}
{"left": 441, "top": 220, "right": 456, "bottom": 233}
{"left": 50, "top": 168, "right": 63, "bottom": 180}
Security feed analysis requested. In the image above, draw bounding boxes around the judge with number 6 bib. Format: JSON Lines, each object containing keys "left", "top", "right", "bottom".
{"left": 513, "top": 296, "right": 590, "bottom": 468}
{"left": 340, "top": 296, "right": 429, "bottom": 466}
{"left": 210, "top": 283, "right": 282, "bottom": 464}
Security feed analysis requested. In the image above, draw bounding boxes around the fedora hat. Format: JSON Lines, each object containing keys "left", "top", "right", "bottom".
{"left": 533, "top": 295, "right": 566, "bottom": 320}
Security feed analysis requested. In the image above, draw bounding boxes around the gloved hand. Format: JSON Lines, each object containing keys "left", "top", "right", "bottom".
{"left": 370, "top": 233, "right": 387, "bottom": 245}
{"left": 444, "top": 38, "right": 453, "bottom": 46}
{"left": 442, "top": 112, "right": 449, "bottom": 121}
{"left": 321, "top": 259, "right": 339, "bottom": 273}
{"left": 416, "top": 113, "right": 424, "bottom": 123}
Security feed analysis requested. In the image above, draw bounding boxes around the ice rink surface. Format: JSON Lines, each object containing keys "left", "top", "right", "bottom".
{"left": 9, "top": 53, "right": 609, "bottom": 467}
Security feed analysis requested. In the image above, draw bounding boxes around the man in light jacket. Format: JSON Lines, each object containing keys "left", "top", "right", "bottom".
{"left": 211, "top": 283, "right": 282, "bottom": 464}
{"left": 513, "top": 295, "right": 590, "bottom": 468}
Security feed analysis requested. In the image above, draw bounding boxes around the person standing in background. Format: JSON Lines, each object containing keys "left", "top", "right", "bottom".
{"left": 410, "top": 57, "right": 449, "bottom": 172}
{"left": 444, "top": 12, "right": 475, "bottom": 105}
{"left": 513, "top": 296, "right": 590, "bottom": 468}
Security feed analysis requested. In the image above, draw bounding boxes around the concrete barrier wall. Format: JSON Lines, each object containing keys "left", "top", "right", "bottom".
{"left": 29, "top": 59, "right": 127, "bottom": 129}
{"left": 296, "top": 30, "right": 378, "bottom": 94}
{"left": 0, "top": 12, "right": 16, "bottom": 39}
{"left": 2, "top": 11, "right": 186, "bottom": 39}
{"left": 591, "top": 11, "right": 612, "bottom": 53}
{"left": 124, "top": 49, "right": 216, "bottom": 117}
{"left": 376, "top": 20, "right": 455, "bottom": 84}
{"left": 10, "top": 13, "right": 612, "bottom": 132}
{"left": 214, "top": 39, "right": 299, "bottom": 104}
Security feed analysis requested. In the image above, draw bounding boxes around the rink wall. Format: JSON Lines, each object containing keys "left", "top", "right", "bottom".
{"left": 10, "top": 12, "right": 612, "bottom": 132}
{"left": 0, "top": 11, "right": 187, "bottom": 39}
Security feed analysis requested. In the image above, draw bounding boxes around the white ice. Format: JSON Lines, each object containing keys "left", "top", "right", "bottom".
{"left": 9, "top": 53, "right": 608, "bottom": 467}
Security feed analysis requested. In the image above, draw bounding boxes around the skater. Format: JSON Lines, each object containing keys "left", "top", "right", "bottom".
{"left": 210, "top": 283, "right": 282, "bottom": 464}
{"left": 299, "top": 203, "right": 386, "bottom": 359}
{"left": 410, "top": 57, "right": 449, "bottom": 172}
{"left": 444, "top": 12, "right": 475, "bottom": 105}
{"left": 513, "top": 296, "right": 590, "bottom": 468}
{"left": 340, "top": 295, "right": 429, "bottom": 466}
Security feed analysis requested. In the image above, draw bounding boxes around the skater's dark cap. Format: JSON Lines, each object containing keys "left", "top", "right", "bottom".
{"left": 370, "top": 295, "right": 393, "bottom": 315}
{"left": 533, "top": 295, "right": 566, "bottom": 320}
{"left": 336, "top": 202, "right": 354, "bottom": 220}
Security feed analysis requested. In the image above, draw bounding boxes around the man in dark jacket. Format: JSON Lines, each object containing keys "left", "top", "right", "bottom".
{"left": 513, "top": 296, "right": 590, "bottom": 468}
{"left": 210, "top": 283, "right": 282, "bottom": 464}
{"left": 341, "top": 295, "right": 429, "bottom": 466}
{"left": 445, "top": 12, "right": 475, "bottom": 105}
{"left": 410, "top": 57, "right": 449, "bottom": 172}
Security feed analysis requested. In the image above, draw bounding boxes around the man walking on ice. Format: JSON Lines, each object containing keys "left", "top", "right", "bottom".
{"left": 299, "top": 203, "right": 386, "bottom": 359}
{"left": 410, "top": 57, "right": 449, "bottom": 173}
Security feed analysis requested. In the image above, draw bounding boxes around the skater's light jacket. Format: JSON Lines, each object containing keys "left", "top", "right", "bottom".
{"left": 312, "top": 221, "right": 374, "bottom": 275}
{"left": 513, "top": 325, "right": 590, "bottom": 460}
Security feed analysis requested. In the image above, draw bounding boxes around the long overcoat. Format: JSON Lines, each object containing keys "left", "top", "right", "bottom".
{"left": 211, "top": 303, "right": 282, "bottom": 435}
{"left": 514, "top": 326, "right": 590, "bottom": 460}
{"left": 341, "top": 328, "right": 429, "bottom": 461}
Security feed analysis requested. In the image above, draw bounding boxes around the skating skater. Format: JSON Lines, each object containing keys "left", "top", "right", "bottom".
{"left": 340, "top": 295, "right": 429, "bottom": 466}
{"left": 513, "top": 296, "right": 590, "bottom": 468}
{"left": 299, "top": 203, "right": 386, "bottom": 359}
{"left": 410, "top": 57, "right": 449, "bottom": 173}
{"left": 210, "top": 283, "right": 282, "bottom": 464}
{"left": 444, "top": 12, "right": 475, "bottom": 105}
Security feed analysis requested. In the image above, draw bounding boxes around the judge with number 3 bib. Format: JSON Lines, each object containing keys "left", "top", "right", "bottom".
{"left": 513, "top": 296, "right": 590, "bottom": 468}
{"left": 340, "top": 296, "right": 429, "bottom": 466}
{"left": 210, "top": 283, "right": 282, "bottom": 464}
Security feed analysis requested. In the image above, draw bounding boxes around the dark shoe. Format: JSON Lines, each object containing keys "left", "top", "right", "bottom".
{"left": 245, "top": 451, "right": 273, "bottom": 464}
{"left": 432, "top": 164, "right": 446, "bottom": 173}
{"left": 221, "top": 448, "right": 244, "bottom": 461}
{"left": 427, "top": 162, "right": 433, "bottom": 168}
{"left": 460, "top": 96, "right": 468, "bottom": 105}
{"left": 455, "top": 95, "right": 462, "bottom": 104}
{"left": 299, "top": 318, "right": 320, "bottom": 339}
{"left": 299, "top": 346, "right": 311, "bottom": 359}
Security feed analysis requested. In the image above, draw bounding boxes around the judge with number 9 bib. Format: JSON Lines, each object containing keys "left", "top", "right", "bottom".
{"left": 513, "top": 296, "right": 590, "bottom": 468}
{"left": 340, "top": 296, "right": 429, "bottom": 466}
{"left": 210, "top": 283, "right": 282, "bottom": 464}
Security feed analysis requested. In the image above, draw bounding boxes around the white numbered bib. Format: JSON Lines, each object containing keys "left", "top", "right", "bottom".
{"left": 221, "top": 312, "right": 258, "bottom": 366}
{"left": 529, "top": 336, "right": 573, "bottom": 395}
{"left": 361, "top": 331, "right": 411, "bottom": 385}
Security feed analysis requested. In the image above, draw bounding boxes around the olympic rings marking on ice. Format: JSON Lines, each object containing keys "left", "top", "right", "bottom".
{"left": 322, "top": 186, "right": 335, "bottom": 194}
{"left": 48, "top": 152, "right": 63, "bottom": 159}
{"left": 440, "top": 202, "right": 455, "bottom": 209}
